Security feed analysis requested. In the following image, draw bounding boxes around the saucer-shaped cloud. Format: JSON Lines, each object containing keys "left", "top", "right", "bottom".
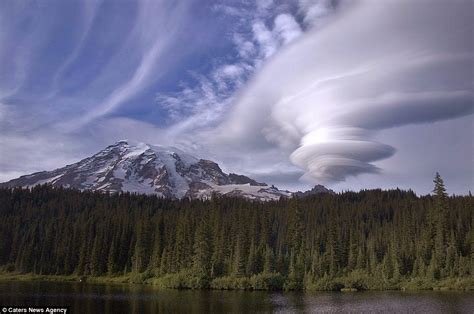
{"left": 216, "top": 0, "right": 473, "bottom": 183}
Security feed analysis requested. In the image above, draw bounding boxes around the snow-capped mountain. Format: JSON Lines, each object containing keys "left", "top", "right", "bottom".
{"left": 0, "top": 140, "right": 293, "bottom": 201}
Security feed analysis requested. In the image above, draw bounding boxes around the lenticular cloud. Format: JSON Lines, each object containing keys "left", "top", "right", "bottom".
{"left": 220, "top": 0, "right": 473, "bottom": 183}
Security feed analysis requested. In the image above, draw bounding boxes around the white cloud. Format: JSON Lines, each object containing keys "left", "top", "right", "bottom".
{"left": 0, "top": 2, "right": 58, "bottom": 97}
{"left": 298, "top": 0, "right": 334, "bottom": 27}
{"left": 0, "top": 116, "right": 170, "bottom": 181}
{"left": 2, "top": 0, "right": 471, "bottom": 195}
{"left": 257, "top": 0, "right": 274, "bottom": 12}
{"left": 216, "top": 64, "right": 245, "bottom": 80}
{"left": 274, "top": 14, "right": 302, "bottom": 45}
{"left": 157, "top": 72, "right": 231, "bottom": 126}
{"left": 57, "top": 0, "right": 194, "bottom": 130}
{"left": 233, "top": 34, "right": 257, "bottom": 59}
{"left": 158, "top": 2, "right": 308, "bottom": 138}
{"left": 210, "top": 0, "right": 473, "bottom": 185}
{"left": 252, "top": 21, "right": 279, "bottom": 59}
{"left": 47, "top": 0, "right": 101, "bottom": 98}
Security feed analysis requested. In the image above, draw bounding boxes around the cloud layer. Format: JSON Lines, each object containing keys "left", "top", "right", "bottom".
{"left": 0, "top": 0, "right": 472, "bottom": 194}
{"left": 210, "top": 0, "right": 473, "bottom": 184}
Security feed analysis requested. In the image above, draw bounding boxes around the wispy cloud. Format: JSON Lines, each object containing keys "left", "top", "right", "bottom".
{"left": 0, "top": 0, "right": 198, "bottom": 177}
{"left": 47, "top": 0, "right": 102, "bottom": 98}
{"left": 0, "top": 0, "right": 472, "bottom": 194}
{"left": 208, "top": 0, "right": 473, "bottom": 185}
{"left": 297, "top": 0, "right": 335, "bottom": 28}
{"left": 61, "top": 0, "right": 194, "bottom": 130}
{"left": 158, "top": 0, "right": 312, "bottom": 136}
{"left": 0, "top": 1, "right": 59, "bottom": 97}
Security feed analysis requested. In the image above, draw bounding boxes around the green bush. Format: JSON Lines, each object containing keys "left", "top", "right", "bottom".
{"left": 342, "top": 270, "right": 370, "bottom": 290}
{"left": 400, "top": 277, "right": 474, "bottom": 291}
{"left": 151, "top": 270, "right": 208, "bottom": 289}
{"left": 250, "top": 273, "right": 285, "bottom": 290}
{"left": 306, "top": 274, "right": 344, "bottom": 291}
{"left": 130, "top": 270, "right": 153, "bottom": 284}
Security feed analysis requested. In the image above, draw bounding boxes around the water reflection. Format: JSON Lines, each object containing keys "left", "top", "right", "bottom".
{"left": 0, "top": 281, "right": 472, "bottom": 313}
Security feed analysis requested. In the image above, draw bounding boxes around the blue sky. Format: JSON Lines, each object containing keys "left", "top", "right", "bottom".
{"left": 0, "top": 0, "right": 472, "bottom": 194}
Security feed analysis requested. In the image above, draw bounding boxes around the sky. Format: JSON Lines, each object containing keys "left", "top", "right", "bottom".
{"left": 0, "top": 0, "right": 472, "bottom": 195}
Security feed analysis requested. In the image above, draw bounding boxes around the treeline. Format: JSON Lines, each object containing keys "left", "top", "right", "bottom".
{"left": 0, "top": 174, "right": 472, "bottom": 290}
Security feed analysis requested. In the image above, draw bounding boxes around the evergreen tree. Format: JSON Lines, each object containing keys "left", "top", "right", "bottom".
{"left": 0, "top": 179, "right": 471, "bottom": 291}
{"left": 263, "top": 245, "right": 274, "bottom": 274}
{"left": 433, "top": 172, "right": 448, "bottom": 272}
{"left": 192, "top": 214, "right": 213, "bottom": 279}
{"left": 232, "top": 238, "right": 245, "bottom": 277}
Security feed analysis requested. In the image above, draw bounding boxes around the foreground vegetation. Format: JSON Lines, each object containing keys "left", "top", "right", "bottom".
{"left": 0, "top": 174, "right": 472, "bottom": 291}
{"left": 0, "top": 271, "right": 472, "bottom": 291}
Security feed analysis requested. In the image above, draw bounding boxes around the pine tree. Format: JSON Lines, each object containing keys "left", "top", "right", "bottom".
{"left": 347, "top": 232, "right": 358, "bottom": 271}
{"left": 263, "top": 245, "right": 274, "bottom": 274}
{"left": 107, "top": 239, "right": 117, "bottom": 275}
{"left": 327, "top": 212, "right": 340, "bottom": 277}
{"left": 289, "top": 198, "right": 305, "bottom": 254}
{"left": 246, "top": 240, "right": 257, "bottom": 276}
{"left": 433, "top": 172, "right": 448, "bottom": 271}
{"left": 433, "top": 172, "right": 448, "bottom": 203}
{"left": 232, "top": 238, "right": 245, "bottom": 277}
{"left": 192, "top": 214, "right": 213, "bottom": 279}
{"left": 445, "top": 231, "right": 457, "bottom": 277}
{"left": 132, "top": 220, "right": 149, "bottom": 274}
{"left": 159, "top": 248, "right": 169, "bottom": 276}
{"left": 0, "top": 182, "right": 470, "bottom": 290}
{"left": 89, "top": 230, "right": 105, "bottom": 276}
{"left": 148, "top": 223, "right": 162, "bottom": 276}
{"left": 285, "top": 251, "right": 300, "bottom": 290}
{"left": 356, "top": 247, "right": 364, "bottom": 270}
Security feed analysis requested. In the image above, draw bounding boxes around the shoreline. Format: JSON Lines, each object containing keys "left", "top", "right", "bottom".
{"left": 0, "top": 272, "right": 472, "bottom": 292}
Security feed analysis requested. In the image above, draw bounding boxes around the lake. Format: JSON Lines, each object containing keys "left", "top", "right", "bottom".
{"left": 0, "top": 281, "right": 472, "bottom": 313}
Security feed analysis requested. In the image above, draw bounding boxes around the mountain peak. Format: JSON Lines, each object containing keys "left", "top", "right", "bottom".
{"left": 293, "top": 184, "right": 335, "bottom": 197}
{"left": 0, "top": 142, "right": 292, "bottom": 201}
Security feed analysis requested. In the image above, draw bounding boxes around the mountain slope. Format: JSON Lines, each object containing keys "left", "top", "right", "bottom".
{"left": 0, "top": 141, "right": 292, "bottom": 200}
{"left": 293, "top": 185, "right": 335, "bottom": 197}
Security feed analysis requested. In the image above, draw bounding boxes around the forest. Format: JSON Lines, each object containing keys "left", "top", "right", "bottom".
{"left": 0, "top": 174, "right": 472, "bottom": 291}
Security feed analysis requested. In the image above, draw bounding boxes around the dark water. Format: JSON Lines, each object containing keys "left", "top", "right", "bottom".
{"left": 0, "top": 281, "right": 472, "bottom": 313}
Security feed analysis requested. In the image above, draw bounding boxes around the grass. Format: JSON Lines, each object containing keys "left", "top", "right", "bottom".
{"left": 0, "top": 272, "right": 132, "bottom": 285}
{"left": 400, "top": 277, "right": 474, "bottom": 291}
{"left": 0, "top": 272, "right": 79, "bottom": 282}
{"left": 0, "top": 271, "right": 472, "bottom": 291}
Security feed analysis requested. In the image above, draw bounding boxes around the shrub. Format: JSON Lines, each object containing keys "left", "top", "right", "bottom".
{"left": 130, "top": 270, "right": 153, "bottom": 284}
{"left": 152, "top": 270, "right": 208, "bottom": 289}
{"left": 307, "top": 274, "right": 344, "bottom": 291}
{"left": 250, "top": 273, "right": 285, "bottom": 290}
{"left": 210, "top": 276, "right": 251, "bottom": 290}
{"left": 342, "top": 270, "right": 370, "bottom": 290}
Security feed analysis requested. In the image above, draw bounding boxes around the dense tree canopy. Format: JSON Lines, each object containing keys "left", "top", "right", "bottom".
{"left": 0, "top": 176, "right": 472, "bottom": 290}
